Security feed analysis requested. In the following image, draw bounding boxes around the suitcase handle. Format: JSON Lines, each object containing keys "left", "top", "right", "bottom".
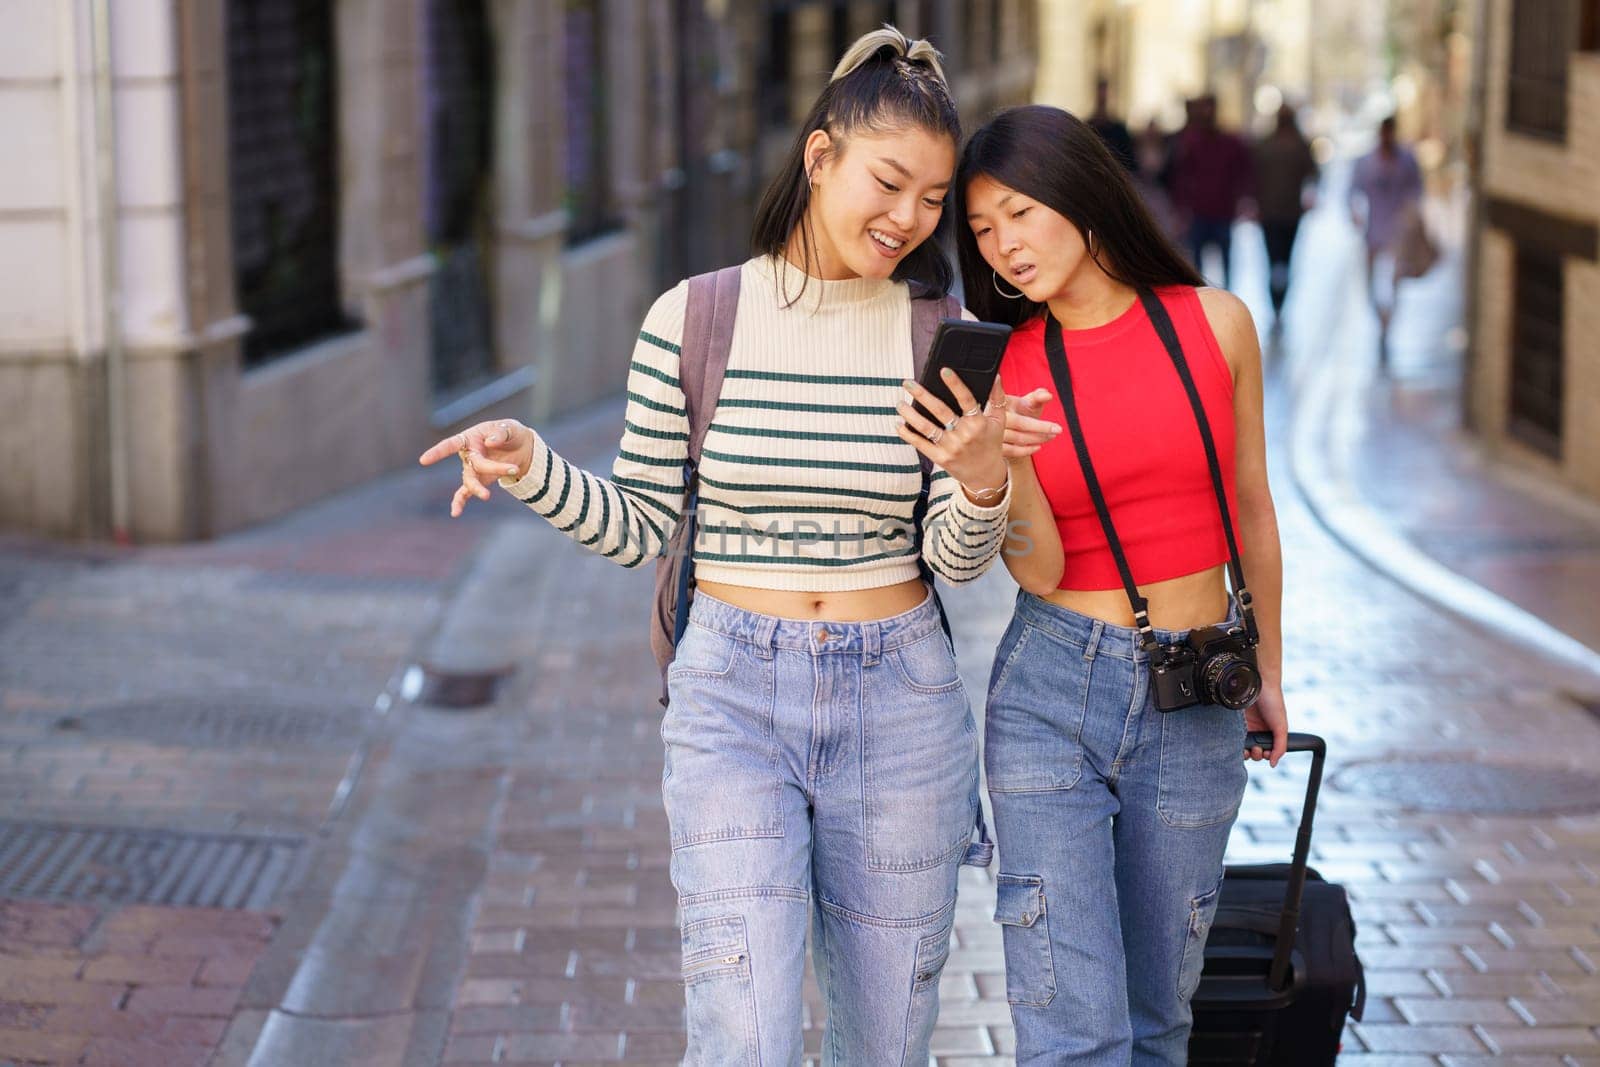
{"left": 1245, "top": 731, "right": 1326, "bottom": 993}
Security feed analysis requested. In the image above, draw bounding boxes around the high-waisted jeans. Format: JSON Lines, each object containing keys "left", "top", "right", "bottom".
{"left": 663, "top": 590, "right": 989, "bottom": 1065}
{"left": 985, "top": 592, "right": 1248, "bottom": 1066}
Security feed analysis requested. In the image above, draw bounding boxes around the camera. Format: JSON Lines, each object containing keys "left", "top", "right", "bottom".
{"left": 1149, "top": 622, "right": 1261, "bottom": 712}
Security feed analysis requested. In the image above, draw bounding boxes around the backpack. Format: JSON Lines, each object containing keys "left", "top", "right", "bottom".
{"left": 649, "top": 265, "right": 961, "bottom": 709}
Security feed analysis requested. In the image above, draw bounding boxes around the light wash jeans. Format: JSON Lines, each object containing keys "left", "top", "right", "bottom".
{"left": 985, "top": 592, "right": 1248, "bottom": 1066}
{"left": 662, "top": 590, "right": 989, "bottom": 1066}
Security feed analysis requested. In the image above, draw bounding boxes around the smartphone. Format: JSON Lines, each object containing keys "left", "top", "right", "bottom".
{"left": 911, "top": 318, "right": 1013, "bottom": 428}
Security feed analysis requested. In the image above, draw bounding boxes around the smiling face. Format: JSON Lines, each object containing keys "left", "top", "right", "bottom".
{"left": 964, "top": 173, "right": 1096, "bottom": 304}
{"left": 800, "top": 126, "right": 956, "bottom": 281}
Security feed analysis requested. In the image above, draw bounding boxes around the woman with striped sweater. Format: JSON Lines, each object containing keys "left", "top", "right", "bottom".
{"left": 420, "top": 27, "right": 1057, "bottom": 1064}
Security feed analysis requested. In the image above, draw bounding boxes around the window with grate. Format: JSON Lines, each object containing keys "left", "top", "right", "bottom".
{"left": 1507, "top": 0, "right": 1574, "bottom": 140}
{"left": 564, "top": 0, "right": 617, "bottom": 245}
{"left": 1509, "top": 247, "right": 1564, "bottom": 457}
{"left": 425, "top": 0, "right": 497, "bottom": 395}
{"left": 227, "top": 0, "right": 351, "bottom": 365}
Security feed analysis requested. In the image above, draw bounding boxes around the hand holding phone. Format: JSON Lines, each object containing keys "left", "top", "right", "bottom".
{"left": 909, "top": 319, "right": 1012, "bottom": 429}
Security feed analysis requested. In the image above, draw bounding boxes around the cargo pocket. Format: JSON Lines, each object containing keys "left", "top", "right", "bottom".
{"left": 905, "top": 911, "right": 956, "bottom": 1048}
{"left": 994, "top": 875, "right": 1055, "bottom": 1007}
{"left": 1177, "top": 876, "right": 1223, "bottom": 1003}
{"left": 680, "top": 915, "right": 759, "bottom": 1065}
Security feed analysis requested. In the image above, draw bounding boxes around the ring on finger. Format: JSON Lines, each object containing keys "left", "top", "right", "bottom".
{"left": 963, "top": 405, "right": 982, "bottom": 417}
{"left": 927, "top": 427, "right": 943, "bottom": 444}
{"left": 944, "top": 417, "right": 960, "bottom": 432}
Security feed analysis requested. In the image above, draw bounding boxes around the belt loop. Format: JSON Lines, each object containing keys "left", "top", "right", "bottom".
{"left": 1083, "top": 620, "right": 1104, "bottom": 662}
{"left": 862, "top": 620, "right": 882, "bottom": 666}
{"left": 752, "top": 614, "right": 778, "bottom": 660}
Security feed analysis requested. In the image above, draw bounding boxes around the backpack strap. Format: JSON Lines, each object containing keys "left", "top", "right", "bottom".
{"left": 681, "top": 266, "right": 742, "bottom": 463}
{"left": 659, "top": 265, "right": 741, "bottom": 692}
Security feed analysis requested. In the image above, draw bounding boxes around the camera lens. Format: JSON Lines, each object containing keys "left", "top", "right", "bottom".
{"left": 1201, "top": 654, "right": 1261, "bottom": 710}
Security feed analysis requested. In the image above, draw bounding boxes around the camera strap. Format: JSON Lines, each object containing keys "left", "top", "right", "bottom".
{"left": 1041, "top": 290, "right": 1257, "bottom": 651}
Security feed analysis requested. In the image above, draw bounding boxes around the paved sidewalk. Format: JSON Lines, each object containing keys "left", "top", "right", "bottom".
{"left": 0, "top": 461, "right": 506, "bottom": 1066}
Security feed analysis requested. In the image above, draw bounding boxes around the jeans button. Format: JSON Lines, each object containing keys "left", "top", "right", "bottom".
{"left": 815, "top": 627, "right": 830, "bottom": 642}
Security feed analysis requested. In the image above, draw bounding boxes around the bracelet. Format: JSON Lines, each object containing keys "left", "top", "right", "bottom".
{"left": 961, "top": 470, "right": 1010, "bottom": 505}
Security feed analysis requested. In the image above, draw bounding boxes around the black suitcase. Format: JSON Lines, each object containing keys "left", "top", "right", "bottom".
{"left": 1187, "top": 732, "right": 1366, "bottom": 1065}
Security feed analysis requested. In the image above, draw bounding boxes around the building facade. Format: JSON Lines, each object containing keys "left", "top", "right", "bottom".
{"left": 0, "top": 0, "right": 1037, "bottom": 542}
{"left": 1466, "top": 0, "right": 1599, "bottom": 499}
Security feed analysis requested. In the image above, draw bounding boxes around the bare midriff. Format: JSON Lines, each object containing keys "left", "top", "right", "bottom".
{"left": 694, "top": 577, "right": 932, "bottom": 622}
{"left": 1041, "top": 563, "right": 1231, "bottom": 631}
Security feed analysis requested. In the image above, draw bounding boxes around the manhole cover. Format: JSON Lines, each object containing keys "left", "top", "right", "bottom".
{"left": 1332, "top": 759, "right": 1600, "bottom": 815}
{"left": 0, "top": 821, "right": 302, "bottom": 909}
{"left": 55, "top": 700, "right": 364, "bottom": 748}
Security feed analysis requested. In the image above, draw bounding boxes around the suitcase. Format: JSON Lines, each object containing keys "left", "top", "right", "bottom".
{"left": 1187, "top": 732, "right": 1366, "bottom": 1065}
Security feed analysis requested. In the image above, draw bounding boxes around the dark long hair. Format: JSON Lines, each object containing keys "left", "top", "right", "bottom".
{"left": 955, "top": 105, "right": 1203, "bottom": 327}
{"left": 750, "top": 27, "right": 961, "bottom": 305}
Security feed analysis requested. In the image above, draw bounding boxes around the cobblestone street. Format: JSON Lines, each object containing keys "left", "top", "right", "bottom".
{"left": 4, "top": 196, "right": 1600, "bottom": 1065}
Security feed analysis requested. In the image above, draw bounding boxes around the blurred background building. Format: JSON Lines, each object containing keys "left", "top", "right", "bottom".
{"left": 0, "top": 0, "right": 1037, "bottom": 542}
{"left": 1464, "top": 0, "right": 1599, "bottom": 500}
{"left": 1, "top": 0, "right": 1595, "bottom": 543}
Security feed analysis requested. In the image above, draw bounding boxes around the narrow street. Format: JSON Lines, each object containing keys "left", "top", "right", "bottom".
{"left": 4, "top": 190, "right": 1600, "bottom": 1066}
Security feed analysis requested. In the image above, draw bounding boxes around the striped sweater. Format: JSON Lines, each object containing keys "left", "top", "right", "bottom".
{"left": 497, "top": 255, "right": 1012, "bottom": 592}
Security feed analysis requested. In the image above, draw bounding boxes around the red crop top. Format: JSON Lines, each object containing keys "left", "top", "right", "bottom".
{"left": 998, "top": 286, "right": 1239, "bottom": 591}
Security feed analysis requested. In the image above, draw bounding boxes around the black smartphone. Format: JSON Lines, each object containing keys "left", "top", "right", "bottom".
{"left": 911, "top": 318, "right": 1013, "bottom": 428}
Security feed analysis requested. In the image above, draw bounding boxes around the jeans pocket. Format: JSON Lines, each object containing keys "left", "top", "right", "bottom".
{"left": 863, "top": 647, "right": 978, "bottom": 873}
{"left": 1156, "top": 703, "right": 1248, "bottom": 828}
{"left": 681, "top": 915, "right": 759, "bottom": 1065}
{"left": 1177, "top": 875, "right": 1223, "bottom": 1003}
{"left": 667, "top": 624, "right": 740, "bottom": 680}
{"left": 888, "top": 630, "right": 965, "bottom": 694}
{"left": 984, "top": 626, "right": 1091, "bottom": 793}
{"left": 663, "top": 643, "right": 783, "bottom": 849}
{"left": 994, "top": 874, "right": 1056, "bottom": 1007}
{"left": 904, "top": 912, "right": 955, "bottom": 1049}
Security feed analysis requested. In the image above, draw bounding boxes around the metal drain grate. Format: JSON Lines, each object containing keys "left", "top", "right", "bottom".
{"left": 54, "top": 700, "right": 363, "bottom": 748}
{"left": 0, "top": 822, "right": 302, "bottom": 909}
{"left": 1332, "top": 759, "right": 1600, "bottom": 815}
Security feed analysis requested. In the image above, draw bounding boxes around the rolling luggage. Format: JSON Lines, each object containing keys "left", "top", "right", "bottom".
{"left": 1187, "top": 732, "right": 1366, "bottom": 1065}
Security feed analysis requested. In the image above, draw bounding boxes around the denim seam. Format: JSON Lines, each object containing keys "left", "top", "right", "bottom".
{"left": 985, "top": 625, "right": 1033, "bottom": 704}
{"left": 678, "top": 885, "right": 811, "bottom": 908}
{"left": 865, "top": 832, "right": 969, "bottom": 874}
{"left": 671, "top": 820, "right": 784, "bottom": 849}
{"left": 816, "top": 893, "right": 956, "bottom": 930}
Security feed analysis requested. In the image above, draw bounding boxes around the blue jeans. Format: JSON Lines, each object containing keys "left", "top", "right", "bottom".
{"left": 1186, "top": 215, "right": 1235, "bottom": 289}
{"left": 663, "top": 591, "right": 987, "bottom": 1065}
{"left": 985, "top": 592, "right": 1248, "bottom": 1066}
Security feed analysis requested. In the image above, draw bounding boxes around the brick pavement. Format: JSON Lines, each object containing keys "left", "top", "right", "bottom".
{"left": 0, "top": 465, "right": 502, "bottom": 1066}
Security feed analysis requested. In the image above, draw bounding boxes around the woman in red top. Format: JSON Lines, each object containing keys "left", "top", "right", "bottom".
{"left": 956, "top": 105, "right": 1288, "bottom": 1063}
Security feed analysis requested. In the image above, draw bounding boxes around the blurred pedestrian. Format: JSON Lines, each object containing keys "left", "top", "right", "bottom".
{"left": 1170, "top": 94, "right": 1256, "bottom": 288}
{"left": 1253, "top": 103, "right": 1319, "bottom": 325}
{"left": 421, "top": 26, "right": 1055, "bottom": 1063}
{"left": 1348, "top": 115, "right": 1423, "bottom": 354}
{"left": 1088, "top": 77, "right": 1137, "bottom": 173}
{"left": 1134, "top": 118, "right": 1181, "bottom": 239}
{"left": 957, "top": 104, "right": 1290, "bottom": 1065}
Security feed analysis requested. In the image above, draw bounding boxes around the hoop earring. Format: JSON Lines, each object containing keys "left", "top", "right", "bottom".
{"left": 1087, "top": 229, "right": 1098, "bottom": 257}
{"left": 993, "top": 269, "right": 1024, "bottom": 299}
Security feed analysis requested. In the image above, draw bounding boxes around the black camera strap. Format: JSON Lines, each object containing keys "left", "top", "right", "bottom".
{"left": 1042, "top": 290, "right": 1257, "bottom": 650}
